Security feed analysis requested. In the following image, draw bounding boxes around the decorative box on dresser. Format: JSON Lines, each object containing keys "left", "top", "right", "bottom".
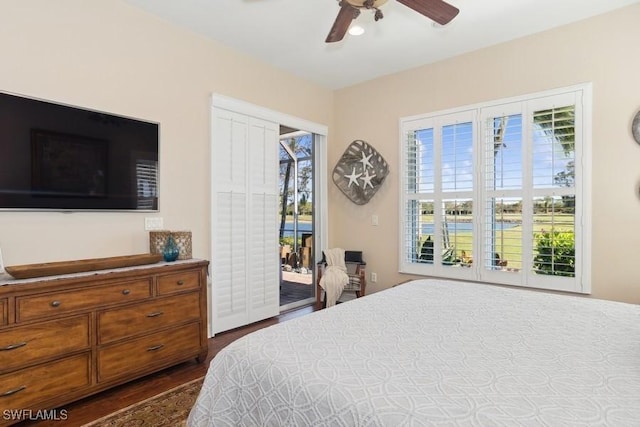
{"left": 0, "top": 258, "right": 209, "bottom": 426}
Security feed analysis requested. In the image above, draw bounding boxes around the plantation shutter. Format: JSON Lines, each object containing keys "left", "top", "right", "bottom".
{"left": 399, "top": 111, "right": 476, "bottom": 281}
{"left": 480, "top": 92, "right": 582, "bottom": 291}
{"left": 211, "top": 107, "right": 279, "bottom": 334}
{"left": 526, "top": 92, "right": 583, "bottom": 292}
{"left": 480, "top": 102, "right": 526, "bottom": 286}
{"left": 400, "top": 84, "right": 590, "bottom": 294}
{"left": 247, "top": 118, "right": 279, "bottom": 321}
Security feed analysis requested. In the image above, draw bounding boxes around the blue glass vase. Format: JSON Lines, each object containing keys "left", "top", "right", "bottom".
{"left": 162, "top": 235, "right": 180, "bottom": 262}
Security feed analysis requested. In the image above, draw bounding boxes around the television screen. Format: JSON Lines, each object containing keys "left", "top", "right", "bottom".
{"left": 0, "top": 91, "right": 159, "bottom": 211}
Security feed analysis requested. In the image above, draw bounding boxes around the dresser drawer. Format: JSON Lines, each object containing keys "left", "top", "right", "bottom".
{"left": 0, "top": 298, "right": 6, "bottom": 326}
{"left": 157, "top": 270, "right": 200, "bottom": 295}
{"left": 98, "top": 322, "right": 201, "bottom": 382}
{"left": 17, "top": 279, "right": 152, "bottom": 322}
{"left": 0, "top": 315, "right": 90, "bottom": 372}
{"left": 0, "top": 352, "right": 90, "bottom": 409}
{"left": 98, "top": 292, "right": 201, "bottom": 344}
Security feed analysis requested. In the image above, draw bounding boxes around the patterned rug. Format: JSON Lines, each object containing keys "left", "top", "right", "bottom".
{"left": 82, "top": 377, "right": 204, "bottom": 426}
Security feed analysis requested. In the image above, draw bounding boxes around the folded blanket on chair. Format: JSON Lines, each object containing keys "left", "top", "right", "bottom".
{"left": 319, "top": 248, "right": 349, "bottom": 307}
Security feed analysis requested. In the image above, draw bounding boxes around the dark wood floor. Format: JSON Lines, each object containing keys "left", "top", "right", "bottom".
{"left": 19, "top": 304, "right": 316, "bottom": 427}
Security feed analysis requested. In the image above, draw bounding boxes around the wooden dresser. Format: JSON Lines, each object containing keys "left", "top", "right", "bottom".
{"left": 0, "top": 259, "right": 209, "bottom": 426}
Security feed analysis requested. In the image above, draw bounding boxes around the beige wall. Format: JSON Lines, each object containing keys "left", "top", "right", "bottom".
{"left": 0, "top": 1, "right": 332, "bottom": 264}
{"left": 331, "top": 3, "right": 640, "bottom": 303}
{"left": 2, "top": 1, "right": 638, "bottom": 304}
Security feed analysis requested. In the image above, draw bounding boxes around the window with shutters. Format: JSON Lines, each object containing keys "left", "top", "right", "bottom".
{"left": 399, "top": 84, "right": 591, "bottom": 293}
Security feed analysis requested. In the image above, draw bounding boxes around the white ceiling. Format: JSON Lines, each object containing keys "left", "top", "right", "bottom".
{"left": 125, "top": 0, "right": 639, "bottom": 90}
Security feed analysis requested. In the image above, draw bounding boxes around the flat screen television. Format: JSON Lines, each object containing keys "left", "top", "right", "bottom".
{"left": 0, "top": 91, "right": 159, "bottom": 211}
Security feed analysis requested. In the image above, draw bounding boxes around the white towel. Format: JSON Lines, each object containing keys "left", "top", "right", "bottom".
{"left": 319, "top": 248, "right": 349, "bottom": 307}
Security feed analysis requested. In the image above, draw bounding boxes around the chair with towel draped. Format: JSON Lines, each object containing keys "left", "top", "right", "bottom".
{"left": 316, "top": 249, "right": 366, "bottom": 309}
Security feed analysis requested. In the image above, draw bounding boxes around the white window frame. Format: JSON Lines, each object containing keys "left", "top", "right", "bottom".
{"left": 399, "top": 83, "right": 592, "bottom": 294}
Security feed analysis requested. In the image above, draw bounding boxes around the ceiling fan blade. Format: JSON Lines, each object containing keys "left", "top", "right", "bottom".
{"left": 326, "top": 3, "right": 359, "bottom": 43}
{"left": 396, "top": 0, "right": 459, "bottom": 25}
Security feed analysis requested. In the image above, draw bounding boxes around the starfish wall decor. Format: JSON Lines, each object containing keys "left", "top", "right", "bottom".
{"left": 332, "top": 140, "right": 389, "bottom": 205}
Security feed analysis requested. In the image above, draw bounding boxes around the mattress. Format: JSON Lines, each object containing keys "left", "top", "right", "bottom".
{"left": 187, "top": 279, "right": 640, "bottom": 426}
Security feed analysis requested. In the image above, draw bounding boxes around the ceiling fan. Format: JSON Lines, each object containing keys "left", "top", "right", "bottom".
{"left": 326, "top": 0, "right": 459, "bottom": 43}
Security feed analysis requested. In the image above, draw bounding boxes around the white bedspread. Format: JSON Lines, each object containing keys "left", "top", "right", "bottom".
{"left": 188, "top": 279, "right": 640, "bottom": 426}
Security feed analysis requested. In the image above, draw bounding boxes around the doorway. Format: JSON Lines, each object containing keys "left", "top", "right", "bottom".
{"left": 279, "top": 126, "right": 316, "bottom": 310}
{"left": 210, "top": 94, "right": 327, "bottom": 335}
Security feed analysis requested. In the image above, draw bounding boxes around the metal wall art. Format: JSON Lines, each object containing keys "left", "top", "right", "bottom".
{"left": 332, "top": 140, "right": 389, "bottom": 205}
{"left": 633, "top": 109, "right": 640, "bottom": 144}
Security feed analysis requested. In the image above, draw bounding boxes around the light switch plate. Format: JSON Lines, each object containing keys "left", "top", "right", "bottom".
{"left": 145, "top": 217, "right": 164, "bottom": 231}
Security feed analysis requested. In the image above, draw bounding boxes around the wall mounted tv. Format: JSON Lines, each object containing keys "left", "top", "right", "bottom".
{"left": 0, "top": 91, "right": 159, "bottom": 211}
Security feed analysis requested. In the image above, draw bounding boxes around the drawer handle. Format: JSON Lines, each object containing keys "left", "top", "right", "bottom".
{"left": 177, "top": 280, "right": 185, "bottom": 286}
{"left": 122, "top": 289, "right": 131, "bottom": 295}
{"left": 0, "top": 341, "right": 27, "bottom": 351}
{"left": 146, "top": 311, "right": 164, "bottom": 318}
{"left": 147, "top": 344, "right": 164, "bottom": 352}
{"left": 1, "top": 385, "right": 26, "bottom": 397}
{"left": 51, "top": 300, "right": 61, "bottom": 308}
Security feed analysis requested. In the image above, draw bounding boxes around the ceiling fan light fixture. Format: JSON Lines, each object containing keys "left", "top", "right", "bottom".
{"left": 348, "top": 25, "right": 365, "bottom": 36}
{"left": 326, "top": 0, "right": 459, "bottom": 43}
{"left": 345, "top": 0, "right": 389, "bottom": 8}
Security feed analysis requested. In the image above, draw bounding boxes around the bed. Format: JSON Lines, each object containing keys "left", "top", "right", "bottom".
{"left": 187, "top": 279, "right": 640, "bottom": 426}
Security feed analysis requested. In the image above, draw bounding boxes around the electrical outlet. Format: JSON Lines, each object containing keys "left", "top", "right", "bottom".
{"left": 371, "top": 215, "right": 379, "bottom": 226}
{"left": 145, "top": 217, "right": 164, "bottom": 231}
{"left": 371, "top": 272, "right": 377, "bottom": 283}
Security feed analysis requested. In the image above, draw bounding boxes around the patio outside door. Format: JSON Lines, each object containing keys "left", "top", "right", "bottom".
{"left": 279, "top": 130, "right": 316, "bottom": 310}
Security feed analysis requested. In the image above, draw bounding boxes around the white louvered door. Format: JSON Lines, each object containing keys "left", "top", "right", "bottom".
{"left": 211, "top": 107, "right": 280, "bottom": 334}
{"left": 247, "top": 119, "right": 280, "bottom": 322}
